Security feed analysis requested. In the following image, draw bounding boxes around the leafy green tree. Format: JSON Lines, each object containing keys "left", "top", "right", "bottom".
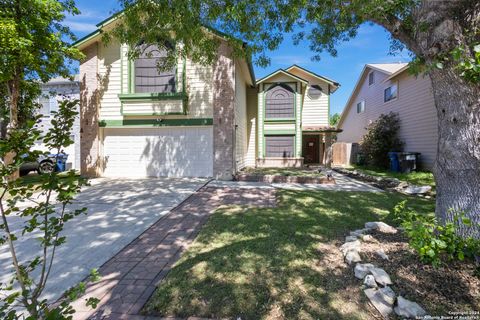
{"left": 0, "top": 0, "right": 83, "bottom": 130}
{"left": 0, "top": 100, "right": 99, "bottom": 319}
{"left": 329, "top": 113, "right": 341, "bottom": 127}
{"left": 114, "top": 0, "right": 480, "bottom": 237}
{"left": 0, "top": 1, "right": 98, "bottom": 318}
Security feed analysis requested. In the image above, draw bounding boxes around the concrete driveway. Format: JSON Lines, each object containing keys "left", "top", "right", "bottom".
{"left": 0, "top": 177, "right": 207, "bottom": 302}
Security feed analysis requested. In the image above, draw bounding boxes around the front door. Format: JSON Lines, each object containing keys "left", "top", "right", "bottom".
{"left": 303, "top": 135, "right": 319, "bottom": 164}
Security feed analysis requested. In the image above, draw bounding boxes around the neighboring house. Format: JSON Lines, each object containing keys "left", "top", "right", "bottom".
{"left": 74, "top": 14, "right": 339, "bottom": 179}
{"left": 36, "top": 76, "right": 81, "bottom": 170}
{"left": 336, "top": 63, "right": 438, "bottom": 170}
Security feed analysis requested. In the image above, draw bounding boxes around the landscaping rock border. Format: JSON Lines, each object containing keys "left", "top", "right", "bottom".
{"left": 333, "top": 167, "right": 433, "bottom": 198}
{"left": 340, "top": 221, "right": 428, "bottom": 319}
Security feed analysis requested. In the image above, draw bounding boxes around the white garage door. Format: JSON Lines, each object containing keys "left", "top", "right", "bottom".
{"left": 102, "top": 127, "right": 213, "bottom": 178}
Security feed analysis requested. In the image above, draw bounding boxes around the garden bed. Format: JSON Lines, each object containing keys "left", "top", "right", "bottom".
{"left": 236, "top": 167, "right": 335, "bottom": 184}
{"left": 334, "top": 166, "right": 435, "bottom": 197}
{"left": 361, "top": 230, "right": 480, "bottom": 316}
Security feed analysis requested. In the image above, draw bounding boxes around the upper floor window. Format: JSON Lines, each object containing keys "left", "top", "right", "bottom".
{"left": 368, "top": 72, "right": 374, "bottom": 85}
{"left": 357, "top": 100, "right": 365, "bottom": 113}
{"left": 265, "top": 83, "right": 295, "bottom": 119}
{"left": 384, "top": 84, "right": 398, "bottom": 102}
{"left": 134, "top": 43, "right": 175, "bottom": 94}
{"left": 38, "top": 93, "right": 58, "bottom": 117}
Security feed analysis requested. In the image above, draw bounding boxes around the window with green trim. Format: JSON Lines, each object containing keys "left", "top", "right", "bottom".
{"left": 134, "top": 43, "right": 176, "bottom": 93}
{"left": 265, "top": 83, "right": 295, "bottom": 119}
{"left": 265, "top": 135, "right": 295, "bottom": 157}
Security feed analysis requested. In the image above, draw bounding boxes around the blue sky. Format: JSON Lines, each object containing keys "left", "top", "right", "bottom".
{"left": 66, "top": 0, "right": 411, "bottom": 116}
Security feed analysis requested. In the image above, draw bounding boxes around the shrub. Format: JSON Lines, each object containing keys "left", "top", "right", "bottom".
{"left": 393, "top": 201, "right": 480, "bottom": 266}
{"left": 360, "top": 112, "right": 403, "bottom": 168}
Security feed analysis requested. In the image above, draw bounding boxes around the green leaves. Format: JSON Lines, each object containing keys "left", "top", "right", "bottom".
{"left": 0, "top": 100, "right": 89, "bottom": 318}
{"left": 393, "top": 201, "right": 480, "bottom": 267}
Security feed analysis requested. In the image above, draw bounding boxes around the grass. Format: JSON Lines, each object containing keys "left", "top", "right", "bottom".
{"left": 346, "top": 164, "right": 435, "bottom": 188}
{"left": 144, "top": 190, "right": 434, "bottom": 319}
{"left": 242, "top": 167, "right": 324, "bottom": 177}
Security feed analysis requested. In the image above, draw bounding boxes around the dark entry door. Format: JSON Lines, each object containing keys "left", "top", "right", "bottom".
{"left": 303, "top": 135, "right": 320, "bottom": 164}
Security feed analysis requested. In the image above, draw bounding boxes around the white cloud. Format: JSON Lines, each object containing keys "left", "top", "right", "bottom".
{"left": 64, "top": 20, "right": 97, "bottom": 32}
{"left": 271, "top": 54, "right": 313, "bottom": 66}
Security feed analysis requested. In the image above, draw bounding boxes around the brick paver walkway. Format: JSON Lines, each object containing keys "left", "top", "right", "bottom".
{"left": 71, "top": 186, "right": 276, "bottom": 320}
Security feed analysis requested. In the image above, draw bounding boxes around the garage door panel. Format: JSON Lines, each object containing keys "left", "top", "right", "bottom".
{"left": 103, "top": 127, "right": 213, "bottom": 178}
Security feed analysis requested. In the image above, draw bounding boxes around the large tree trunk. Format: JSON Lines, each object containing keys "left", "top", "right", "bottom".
{"left": 429, "top": 68, "right": 480, "bottom": 238}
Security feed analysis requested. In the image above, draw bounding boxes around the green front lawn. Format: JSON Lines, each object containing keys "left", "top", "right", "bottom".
{"left": 144, "top": 190, "right": 434, "bottom": 319}
{"left": 242, "top": 167, "right": 324, "bottom": 177}
{"left": 347, "top": 165, "right": 435, "bottom": 189}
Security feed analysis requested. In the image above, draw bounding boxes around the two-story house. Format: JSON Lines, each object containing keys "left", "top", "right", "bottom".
{"left": 74, "top": 14, "right": 339, "bottom": 179}
{"left": 253, "top": 66, "right": 339, "bottom": 168}
{"left": 336, "top": 63, "right": 438, "bottom": 169}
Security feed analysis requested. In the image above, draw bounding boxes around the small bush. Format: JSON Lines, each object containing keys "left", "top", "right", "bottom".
{"left": 393, "top": 201, "right": 480, "bottom": 266}
{"left": 360, "top": 112, "right": 403, "bottom": 168}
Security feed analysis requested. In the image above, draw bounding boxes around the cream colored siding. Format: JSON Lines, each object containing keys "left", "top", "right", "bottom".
{"left": 302, "top": 82, "right": 329, "bottom": 126}
{"left": 113, "top": 45, "right": 212, "bottom": 119}
{"left": 337, "top": 69, "right": 438, "bottom": 169}
{"left": 234, "top": 60, "right": 248, "bottom": 170}
{"left": 185, "top": 58, "right": 213, "bottom": 117}
{"left": 121, "top": 100, "right": 184, "bottom": 115}
{"left": 98, "top": 40, "right": 122, "bottom": 120}
{"left": 264, "top": 123, "right": 295, "bottom": 131}
{"left": 287, "top": 68, "right": 330, "bottom": 127}
{"left": 246, "top": 87, "right": 258, "bottom": 166}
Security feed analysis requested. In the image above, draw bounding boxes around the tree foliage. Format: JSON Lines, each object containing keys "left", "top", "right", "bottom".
{"left": 0, "top": 100, "right": 99, "bottom": 319}
{"left": 329, "top": 113, "right": 341, "bottom": 127}
{"left": 114, "top": 0, "right": 479, "bottom": 80}
{"left": 360, "top": 112, "right": 404, "bottom": 168}
{"left": 0, "top": 0, "right": 84, "bottom": 129}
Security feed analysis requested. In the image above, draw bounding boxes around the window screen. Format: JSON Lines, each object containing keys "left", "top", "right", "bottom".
{"left": 384, "top": 84, "right": 398, "bottom": 102}
{"left": 265, "top": 135, "right": 294, "bottom": 157}
{"left": 134, "top": 43, "right": 176, "bottom": 93}
{"left": 265, "top": 84, "right": 295, "bottom": 118}
{"left": 368, "top": 72, "right": 375, "bottom": 85}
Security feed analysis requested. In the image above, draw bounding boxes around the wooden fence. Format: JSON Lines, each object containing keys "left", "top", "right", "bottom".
{"left": 332, "top": 142, "right": 359, "bottom": 167}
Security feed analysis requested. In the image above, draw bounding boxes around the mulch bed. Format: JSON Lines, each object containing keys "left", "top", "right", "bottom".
{"left": 361, "top": 230, "right": 480, "bottom": 316}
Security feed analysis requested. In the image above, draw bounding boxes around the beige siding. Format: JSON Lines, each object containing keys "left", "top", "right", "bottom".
{"left": 185, "top": 58, "right": 213, "bottom": 117}
{"left": 337, "top": 69, "right": 438, "bottom": 169}
{"left": 234, "top": 60, "right": 248, "bottom": 170}
{"left": 121, "top": 100, "right": 184, "bottom": 115}
{"left": 98, "top": 40, "right": 122, "bottom": 120}
{"left": 100, "top": 41, "right": 213, "bottom": 120}
{"left": 288, "top": 68, "right": 330, "bottom": 127}
{"left": 264, "top": 123, "right": 296, "bottom": 131}
{"left": 302, "top": 82, "right": 329, "bottom": 126}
